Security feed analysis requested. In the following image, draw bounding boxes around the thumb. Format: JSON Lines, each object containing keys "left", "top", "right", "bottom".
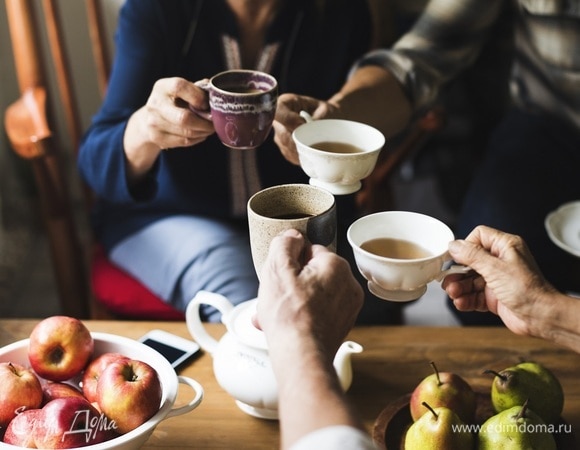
{"left": 268, "top": 229, "right": 307, "bottom": 268}
{"left": 448, "top": 239, "right": 499, "bottom": 279}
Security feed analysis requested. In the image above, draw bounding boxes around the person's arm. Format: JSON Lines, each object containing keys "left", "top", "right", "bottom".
{"left": 270, "top": 327, "right": 367, "bottom": 449}
{"left": 123, "top": 77, "right": 213, "bottom": 182}
{"left": 255, "top": 230, "right": 368, "bottom": 449}
{"left": 274, "top": 0, "right": 504, "bottom": 164}
{"left": 443, "top": 225, "right": 580, "bottom": 353}
{"left": 273, "top": 65, "right": 411, "bottom": 165}
{"left": 78, "top": 0, "right": 213, "bottom": 200}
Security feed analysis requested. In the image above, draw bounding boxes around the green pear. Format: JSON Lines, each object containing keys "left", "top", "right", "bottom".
{"left": 478, "top": 401, "right": 557, "bottom": 450}
{"left": 485, "top": 361, "right": 564, "bottom": 424}
{"left": 410, "top": 361, "right": 476, "bottom": 424}
{"left": 405, "top": 402, "right": 474, "bottom": 450}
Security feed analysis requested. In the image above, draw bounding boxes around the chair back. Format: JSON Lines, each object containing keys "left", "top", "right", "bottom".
{"left": 3, "top": 0, "right": 116, "bottom": 318}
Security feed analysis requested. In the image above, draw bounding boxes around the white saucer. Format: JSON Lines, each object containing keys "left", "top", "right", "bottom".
{"left": 545, "top": 201, "right": 580, "bottom": 258}
{"left": 235, "top": 400, "right": 278, "bottom": 420}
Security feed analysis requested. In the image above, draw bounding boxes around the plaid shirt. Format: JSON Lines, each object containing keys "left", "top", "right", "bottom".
{"left": 357, "top": 0, "right": 580, "bottom": 129}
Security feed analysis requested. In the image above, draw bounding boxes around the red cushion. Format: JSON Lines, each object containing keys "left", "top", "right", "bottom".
{"left": 91, "top": 246, "right": 185, "bottom": 320}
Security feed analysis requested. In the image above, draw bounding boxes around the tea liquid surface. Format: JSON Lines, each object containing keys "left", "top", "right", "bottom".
{"left": 311, "top": 141, "right": 364, "bottom": 154}
{"left": 361, "top": 237, "right": 432, "bottom": 259}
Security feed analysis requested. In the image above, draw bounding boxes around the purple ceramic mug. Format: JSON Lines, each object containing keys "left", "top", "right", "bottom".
{"left": 195, "top": 70, "right": 278, "bottom": 150}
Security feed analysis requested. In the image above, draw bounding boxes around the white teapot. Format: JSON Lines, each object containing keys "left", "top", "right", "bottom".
{"left": 186, "top": 291, "right": 363, "bottom": 420}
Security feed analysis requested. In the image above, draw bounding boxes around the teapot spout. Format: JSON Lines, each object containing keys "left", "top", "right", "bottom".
{"left": 333, "top": 341, "right": 363, "bottom": 392}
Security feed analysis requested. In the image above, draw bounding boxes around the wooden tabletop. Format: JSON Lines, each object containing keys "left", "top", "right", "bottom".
{"left": 1, "top": 320, "right": 579, "bottom": 449}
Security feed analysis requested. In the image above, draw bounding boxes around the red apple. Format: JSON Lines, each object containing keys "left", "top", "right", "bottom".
{"left": 33, "top": 397, "right": 117, "bottom": 448}
{"left": 28, "top": 315, "right": 94, "bottom": 381}
{"left": 3, "top": 409, "right": 41, "bottom": 447}
{"left": 97, "top": 359, "right": 162, "bottom": 434}
{"left": 409, "top": 361, "right": 476, "bottom": 424}
{"left": 0, "top": 362, "right": 43, "bottom": 428}
{"left": 42, "top": 381, "right": 85, "bottom": 404}
{"left": 81, "top": 352, "right": 129, "bottom": 403}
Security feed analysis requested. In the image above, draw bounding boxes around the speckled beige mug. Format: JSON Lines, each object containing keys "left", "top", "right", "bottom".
{"left": 247, "top": 184, "right": 337, "bottom": 278}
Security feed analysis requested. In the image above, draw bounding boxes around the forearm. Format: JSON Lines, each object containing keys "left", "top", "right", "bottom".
{"left": 123, "top": 107, "right": 163, "bottom": 181}
{"left": 328, "top": 65, "right": 412, "bottom": 139}
{"left": 270, "top": 333, "right": 364, "bottom": 450}
{"left": 531, "top": 291, "right": 580, "bottom": 354}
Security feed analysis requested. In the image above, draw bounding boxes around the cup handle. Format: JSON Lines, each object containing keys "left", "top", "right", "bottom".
{"left": 299, "top": 110, "right": 314, "bottom": 123}
{"left": 189, "top": 79, "right": 212, "bottom": 120}
{"left": 185, "top": 291, "right": 234, "bottom": 354}
{"left": 435, "top": 264, "right": 472, "bottom": 282}
{"left": 163, "top": 376, "right": 204, "bottom": 420}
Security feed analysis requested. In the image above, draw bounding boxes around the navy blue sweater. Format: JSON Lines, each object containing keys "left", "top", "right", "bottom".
{"left": 78, "top": 0, "right": 372, "bottom": 251}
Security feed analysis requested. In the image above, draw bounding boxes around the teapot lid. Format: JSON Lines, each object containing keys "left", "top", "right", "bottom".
{"left": 225, "top": 299, "right": 268, "bottom": 350}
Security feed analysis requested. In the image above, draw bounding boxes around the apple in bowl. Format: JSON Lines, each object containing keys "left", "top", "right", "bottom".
{"left": 0, "top": 329, "right": 204, "bottom": 449}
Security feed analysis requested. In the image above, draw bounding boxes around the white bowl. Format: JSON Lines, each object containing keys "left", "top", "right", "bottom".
{"left": 292, "top": 119, "right": 385, "bottom": 195}
{"left": 0, "top": 332, "right": 204, "bottom": 450}
{"left": 545, "top": 201, "right": 580, "bottom": 258}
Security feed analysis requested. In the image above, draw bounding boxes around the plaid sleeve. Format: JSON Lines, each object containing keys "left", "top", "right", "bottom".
{"left": 352, "top": 0, "right": 504, "bottom": 111}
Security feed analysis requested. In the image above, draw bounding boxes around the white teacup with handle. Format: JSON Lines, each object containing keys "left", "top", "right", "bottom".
{"left": 347, "top": 211, "right": 471, "bottom": 302}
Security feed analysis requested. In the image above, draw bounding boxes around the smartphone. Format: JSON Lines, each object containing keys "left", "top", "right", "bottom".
{"left": 138, "top": 329, "right": 201, "bottom": 370}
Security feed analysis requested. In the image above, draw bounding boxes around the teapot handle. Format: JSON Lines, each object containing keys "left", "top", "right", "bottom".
{"left": 186, "top": 291, "right": 234, "bottom": 355}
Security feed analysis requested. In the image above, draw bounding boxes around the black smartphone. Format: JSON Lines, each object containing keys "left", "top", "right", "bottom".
{"left": 138, "top": 330, "right": 201, "bottom": 370}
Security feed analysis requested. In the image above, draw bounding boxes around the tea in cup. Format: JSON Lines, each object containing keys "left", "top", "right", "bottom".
{"left": 195, "top": 70, "right": 277, "bottom": 149}
{"left": 292, "top": 115, "right": 385, "bottom": 195}
{"left": 247, "top": 184, "right": 336, "bottom": 278}
{"left": 347, "top": 211, "right": 470, "bottom": 301}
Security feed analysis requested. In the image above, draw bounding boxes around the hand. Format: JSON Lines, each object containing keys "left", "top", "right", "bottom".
{"left": 123, "top": 77, "right": 215, "bottom": 179}
{"left": 139, "top": 77, "right": 215, "bottom": 149}
{"left": 442, "top": 225, "right": 558, "bottom": 336}
{"left": 273, "top": 94, "right": 339, "bottom": 165}
{"left": 255, "top": 229, "right": 363, "bottom": 355}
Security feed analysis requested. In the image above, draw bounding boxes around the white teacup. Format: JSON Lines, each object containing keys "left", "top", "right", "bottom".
{"left": 292, "top": 114, "right": 385, "bottom": 195}
{"left": 347, "top": 211, "right": 470, "bottom": 302}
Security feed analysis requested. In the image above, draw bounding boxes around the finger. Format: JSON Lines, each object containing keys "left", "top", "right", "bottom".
{"left": 276, "top": 94, "right": 311, "bottom": 125}
{"left": 162, "top": 77, "right": 209, "bottom": 111}
{"left": 261, "top": 229, "right": 307, "bottom": 278}
{"left": 272, "top": 121, "right": 300, "bottom": 165}
{"left": 443, "top": 274, "right": 485, "bottom": 300}
{"left": 447, "top": 238, "right": 506, "bottom": 281}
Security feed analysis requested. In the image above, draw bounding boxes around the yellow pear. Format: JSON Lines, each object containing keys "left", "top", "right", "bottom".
{"left": 410, "top": 361, "right": 476, "bottom": 424}
{"left": 405, "top": 402, "right": 474, "bottom": 450}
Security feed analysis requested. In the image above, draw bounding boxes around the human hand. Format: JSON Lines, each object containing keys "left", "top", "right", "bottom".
{"left": 442, "top": 225, "right": 557, "bottom": 336}
{"left": 255, "top": 229, "right": 363, "bottom": 356}
{"left": 273, "top": 94, "right": 339, "bottom": 165}
{"left": 135, "top": 77, "right": 215, "bottom": 150}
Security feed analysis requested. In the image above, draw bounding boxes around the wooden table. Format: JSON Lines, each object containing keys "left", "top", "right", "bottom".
{"left": 1, "top": 320, "right": 579, "bottom": 449}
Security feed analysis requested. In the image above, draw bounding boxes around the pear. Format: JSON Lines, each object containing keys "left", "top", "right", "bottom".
{"left": 405, "top": 402, "right": 474, "bottom": 450}
{"left": 410, "top": 361, "right": 476, "bottom": 424}
{"left": 484, "top": 361, "right": 564, "bottom": 424}
{"left": 478, "top": 400, "right": 557, "bottom": 450}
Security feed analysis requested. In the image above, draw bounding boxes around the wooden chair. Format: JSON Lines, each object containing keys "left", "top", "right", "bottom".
{"left": 4, "top": 0, "right": 184, "bottom": 320}
{"left": 3, "top": 0, "right": 444, "bottom": 320}
{"left": 355, "top": 106, "right": 446, "bottom": 214}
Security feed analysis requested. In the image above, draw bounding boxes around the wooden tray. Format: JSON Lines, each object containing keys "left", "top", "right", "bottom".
{"left": 372, "top": 392, "right": 576, "bottom": 450}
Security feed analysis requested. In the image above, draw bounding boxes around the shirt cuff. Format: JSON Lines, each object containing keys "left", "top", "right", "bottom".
{"left": 289, "top": 425, "right": 377, "bottom": 450}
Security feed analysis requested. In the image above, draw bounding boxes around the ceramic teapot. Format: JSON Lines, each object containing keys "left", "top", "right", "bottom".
{"left": 186, "top": 290, "right": 363, "bottom": 420}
